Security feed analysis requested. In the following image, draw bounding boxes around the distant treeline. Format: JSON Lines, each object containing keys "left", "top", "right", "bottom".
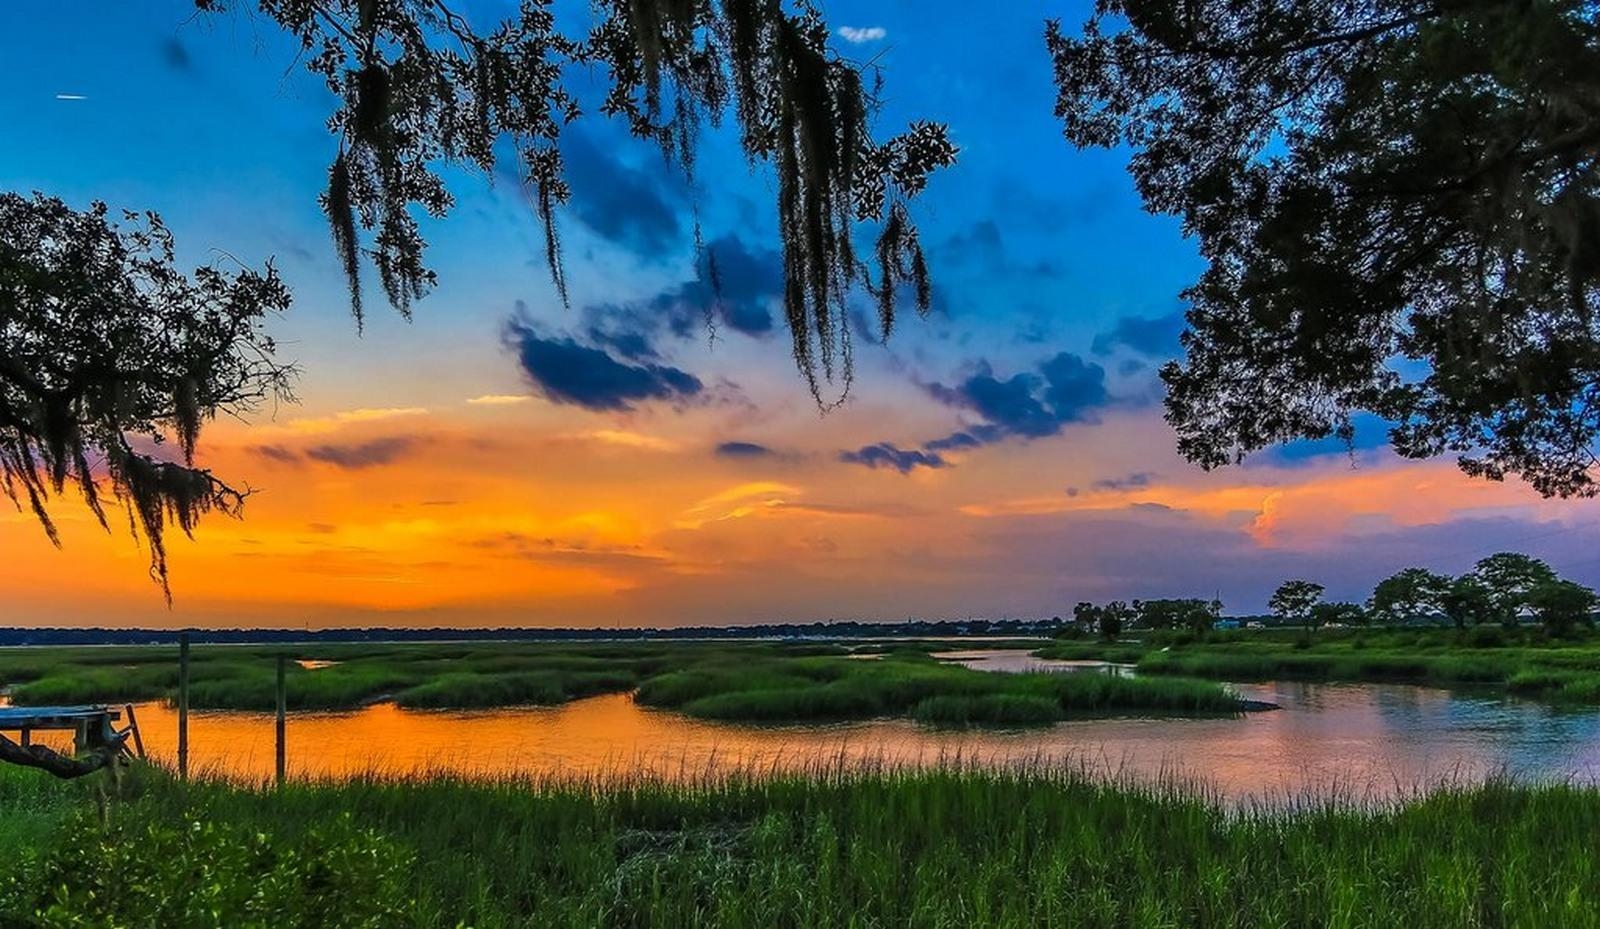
{"left": 0, "top": 619, "right": 1059, "bottom": 648}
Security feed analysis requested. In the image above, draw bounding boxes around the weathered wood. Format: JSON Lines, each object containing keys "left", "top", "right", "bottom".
{"left": 0, "top": 732, "right": 121, "bottom": 779}
{"left": 0, "top": 706, "right": 123, "bottom": 730}
{"left": 124, "top": 704, "right": 147, "bottom": 760}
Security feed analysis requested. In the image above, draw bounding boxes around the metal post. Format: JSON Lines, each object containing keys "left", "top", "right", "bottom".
{"left": 275, "top": 655, "right": 287, "bottom": 786}
{"left": 178, "top": 632, "right": 190, "bottom": 779}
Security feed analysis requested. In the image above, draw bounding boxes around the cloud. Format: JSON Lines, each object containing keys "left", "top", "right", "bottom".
{"left": 54, "top": 93, "right": 88, "bottom": 101}
{"left": 838, "top": 26, "right": 887, "bottom": 43}
{"left": 1091, "top": 310, "right": 1187, "bottom": 358}
{"left": 559, "top": 130, "right": 687, "bottom": 258}
{"left": 570, "top": 430, "right": 681, "bottom": 451}
{"left": 250, "top": 444, "right": 300, "bottom": 465}
{"left": 839, "top": 443, "right": 946, "bottom": 474}
{"left": 925, "top": 351, "right": 1109, "bottom": 448}
{"left": 585, "top": 235, "right": 781, "bottom": 348}
{"left": 280, "top": 407, "right": 428, "bottom": 436}
{"left": 715, "top": 441, "right": 776, "bottom": 459}
{"left": 1092, "top": 471, "right": 1158, "bottom": 492}
{"left": 466, "top": 394, "right": 530, "bottom": 406}
{"left": 506, "top": 319, "right": 703, "bottom": 412}
{"left": 304, "top": 436, "right": 426, "bottom": 470}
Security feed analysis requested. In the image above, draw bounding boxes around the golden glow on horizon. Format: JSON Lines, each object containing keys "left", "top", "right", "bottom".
{"left": 1, "top": 403, "right": 1590, "bottom": 628}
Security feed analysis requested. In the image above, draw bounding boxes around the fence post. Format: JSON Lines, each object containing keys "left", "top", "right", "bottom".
{"left": 275, "top": 655, "right": 287, "bottom": 786}
{"left": 178, "top": 631, "right": 190, "bottom": 780}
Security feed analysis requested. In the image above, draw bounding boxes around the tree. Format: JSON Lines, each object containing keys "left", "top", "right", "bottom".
{"left": 0, "top": 195, "right": 294, "bottom": 599}
{"left": 1134, "top": 598, "right": 1221, "bottom": 635}
{"left": 1048, "top": 0, "right": 1600, "bottom": 496}
{"left": 1369, "top": 568, "right": 1451, "bottom": 623}
{"left": 198, "top": 0, "right": 956, "bottom": 402}
{"left": 1310, "top": 601, "right": 1369, "bottom": 629}
{"left": 1269, "top": 580, "right": 1324, "bottom": 635}
{"left": 1440, "top": 576, "right": 1495, "bottom": 630}
{"left": 1526, "top": 579, "right": 1598, "bottom": 636}
{"left": 1098, "top": 601, "right": 1128, "bottom": 640}
{"left": 1472, "top": 552, "right": 1559, "bottom": 627}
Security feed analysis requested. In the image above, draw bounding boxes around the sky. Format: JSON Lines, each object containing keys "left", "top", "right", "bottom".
{"left": 3, "top": 1, "right": 1599, "bottom": 629}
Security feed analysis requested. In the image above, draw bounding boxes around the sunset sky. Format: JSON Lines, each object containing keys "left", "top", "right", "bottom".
{"left": 4, "top": 1, "right": 1599, "bottom": 629}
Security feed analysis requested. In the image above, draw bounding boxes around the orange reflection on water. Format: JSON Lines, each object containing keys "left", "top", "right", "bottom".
{"left": 113, "top": 683, "right": 1600, "bottom": 802}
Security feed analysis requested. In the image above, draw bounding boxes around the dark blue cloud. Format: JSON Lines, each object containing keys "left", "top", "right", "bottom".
{"left": 506, "top": 319, "right": 703, "bottom": 412}
{"left": 584, "top": 235, "right": 781, "bottom": 351}
{"left": 1091, "top": 310, "right": 1187, "bottom": 358}
{"left": 715, "top": 441, "right": 775, "bottom": 459}
{"left": 839, "top": 443, "right": 947, "bottom": 474}
{"left": 926, "top": 352, "right": 1109, "bottom": 447}
{"left": 559, "top": 131, "right": 687, "bottom": 258}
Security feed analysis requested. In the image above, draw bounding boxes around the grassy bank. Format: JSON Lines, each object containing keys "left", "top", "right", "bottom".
{"left": 2, "top": 764, "right": 1597, "bottom": 927}
{"left": 0, "top": 641, "right": 1247, "bottom": 723}
{"left": 1037, "top": 627, "right": 1600, "bottom": 703}
{"left": 635, "top": 650, "right": 1243, "bottom": 723}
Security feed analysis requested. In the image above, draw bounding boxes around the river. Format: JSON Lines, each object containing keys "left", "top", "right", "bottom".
{"left": 59, "top": 649, "right": 1598, "bottom": 802}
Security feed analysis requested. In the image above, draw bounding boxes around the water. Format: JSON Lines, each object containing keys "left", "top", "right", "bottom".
{"left": 931, "top": 648, "right": 1134, "bottom": 675}
{"left": 67, "top": 673, "right": 1599, "bottom": 802}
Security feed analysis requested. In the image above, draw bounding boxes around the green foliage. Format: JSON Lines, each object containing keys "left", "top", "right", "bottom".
{"left": 2, "top": 811, "right": 414, "bottom": 928}
{"left": 1270, "top": 580, "right": 1325, "bottom": 628}
{"left": 1370, "top": 568, "right": 1452, "bottom": 622}
{"left": 1050, "top": 0, "right": 1600, "bottom": 495}
{"left": 1527, "top": 579, "right": 1599, "bottom": 636}
{"left": 6, "top": 769, "right": 1600, "bottom": 928}
{"left": 1474, "top": 553, "right": 1560, "bottom": 627}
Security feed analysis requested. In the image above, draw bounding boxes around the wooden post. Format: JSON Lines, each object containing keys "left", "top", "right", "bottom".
{"left": 123, "top": 704, "right": 147, "bottom": 760}
{"left": 178, "top": 631, "right": 190, "bottom": 780}
{"left": 275, "top": 655, "right": 287, "bottom": 786}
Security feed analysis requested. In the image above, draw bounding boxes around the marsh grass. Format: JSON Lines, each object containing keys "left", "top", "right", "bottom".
{"left": 1037, "top": 628, "right": 1600, "bottom": 705}
{"left": 0, "top": 641, "right": 1245, "bottom": 723}
{"left": 3, "top": 763, "right": 1598, "bottom": 928}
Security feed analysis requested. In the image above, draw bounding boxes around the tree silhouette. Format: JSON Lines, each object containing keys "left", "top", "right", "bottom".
{"left": 198, "top": 0, "right": 956, "bottom": 403}
{"left": 0, "top": 195, "right": 294, "bottom": 599}
{"left": 1048, "top": 0, "right": 1600, "bottom": 495}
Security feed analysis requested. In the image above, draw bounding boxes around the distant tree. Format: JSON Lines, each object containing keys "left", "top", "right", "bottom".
{"left": 1369, "top": 568, "right": 1451, "bottom": 623}
{"left": 196, "top": 0, "right": 956, "bottom": 401}
{"left": 1441, "top": 576, "right": 1495, "bottom": 630}
{"left": 1527, "top": 579, "right": 1598, "bottom": 636}
{"left": 1048, "top": 0, "right": 1600, "bottom": 496}
{"left": 1135, "top": 598, "right": 1221, "bottom": 635}
{"left": 1310, "top": 601, "right": 1369, "bottom": 629}
{"left": 0, "top": 195, "right": 294, "bottom": 599}
{"left": 1472, "top": 553, "right": 1559, "bottom": 628}
{"left": 1269, "top": 580, "right": 1324, "bottom": 637}
{"left": 1098, "top": 601, "right": 1128, "bottom": 641}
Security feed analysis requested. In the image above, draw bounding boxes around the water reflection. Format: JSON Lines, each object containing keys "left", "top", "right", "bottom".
{"left": 932, "top": 648, "right": 1132, "bottom": 676}
{"left": 110, "top": 680, "right": 1600, "bottom": 802}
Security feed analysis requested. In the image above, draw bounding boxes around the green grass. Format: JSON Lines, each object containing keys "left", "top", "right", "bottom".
{"left": 3, "top": 764, "right": 1599, "bottom": 928}
{"left": 634, "top": 651, "right": 1246, "bottom": 723}
{"left": 1036, "top": 627, "right": 1600, "bottom": 704}
{"left": 0, "top": 640, "right": 1247, "bottom": 723}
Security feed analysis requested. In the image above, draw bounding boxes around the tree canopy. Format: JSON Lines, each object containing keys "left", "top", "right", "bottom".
{"left": 0, "top": 195, "right": 293, "bottom": 598}
{"left": 1049, "top": 0, "right": 1600, "bottom": 495}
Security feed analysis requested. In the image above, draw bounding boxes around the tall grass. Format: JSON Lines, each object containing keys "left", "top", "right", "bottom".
{"left": 1037, "top": 627, "right": 1600, "bottom": 705}
{"left": 3, "top": 764, "right": 1598, "bottom": 928}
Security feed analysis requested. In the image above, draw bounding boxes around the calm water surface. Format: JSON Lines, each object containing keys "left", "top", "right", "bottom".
{"left": 89, "top": 666, "right": 1600, "bottom": 801}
